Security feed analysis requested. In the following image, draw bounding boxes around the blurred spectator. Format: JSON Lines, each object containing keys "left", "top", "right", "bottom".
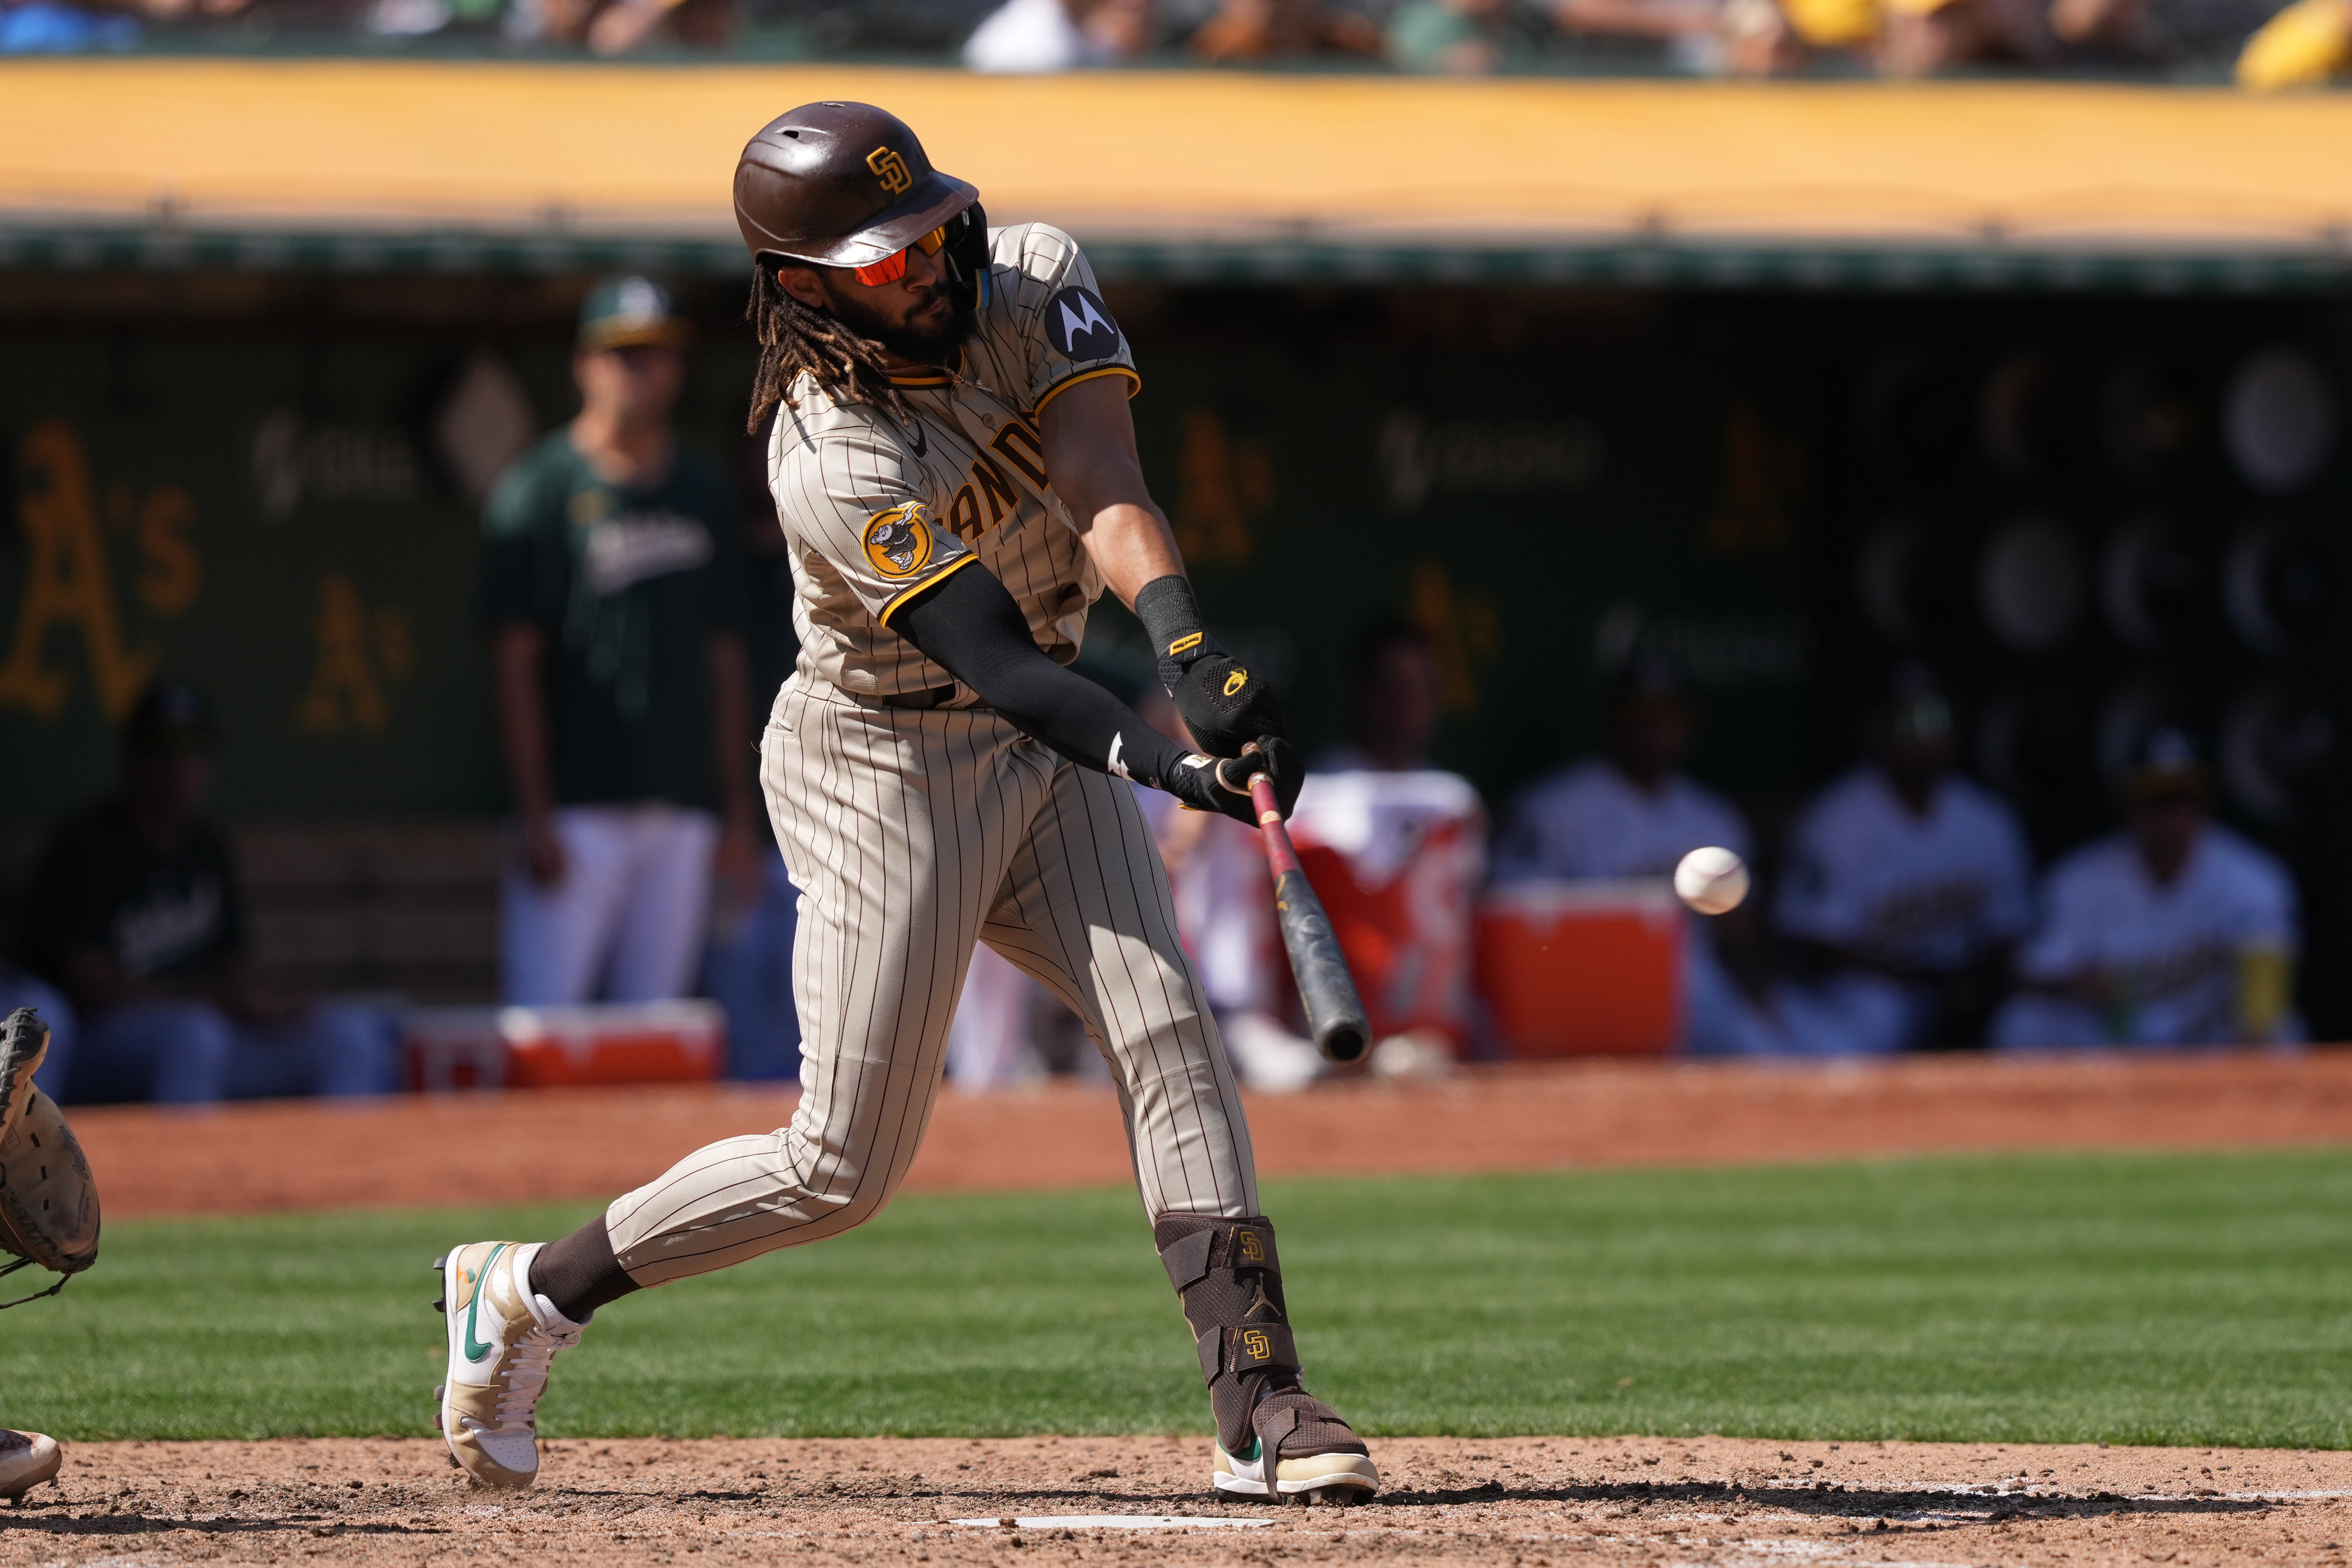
{"left": 1723, "top": 0, "right": 2055, "bottom": 75}
{"left": 0, "top": 3, "right": 138, "bottom": 50}
{"left": 1771, "top": 673, "right": 2034, "bottom": 1053}
{"left": 1318, "top": 615, "right": 1442, "bottom": 774}
{"left": 964, "top": 0, "right": 1151, "bottom": 69}
{"left": 1492, "top": 660, "right": 1747, "bottom": 885}
{"left": 700, "top": 417, "right": 803, "bottom": 1085}
{"left": 1190, "top": 0, "right": 1381, "bottom": 58}
{"left": 944, "top": 944, "right": 1043, "bottom": 1091}
{"left": 578, "top": 0, "right": 733, "bottom": 54}
{"left": 2236, "top": 0, "right": 2350, "bottom": 82}
{"left": 481, "top": 276, "right": 757, "bottom": 1008}
{"left": 1550, "top": 0, "right": 1726, "bottom": 69}
{"left": 1993, "top": 731, "right": 2300, "bottom": 1049}
{"left": 1490, "top": 659, "right": 1768, "bottom": 1055}
{"left": 369, "top": 0, "right": 730, "bottom": 51}
{"left": 16, "top": 682, "right": 396, "bottom": 1104}
{"left": 1133, "top": 688, "right": 1326, "bottom": 1092}
{"left": 2052, "top": 0, "right": 2297, "bottom": 66}
{"left": 1879, "top": 0, "right": 2052, "bottom": 74}
{"left": 1385, "top": 0, "right": 1513, "bottom": 70}
{"left": 2, "top": 0, "right": 253, "bottom": 52}
{"left": 1302, "top": 617, "right": 1483, "bottom": 1068}
{"left": 702, "top": 850, "right": 803, "bottom": 1080}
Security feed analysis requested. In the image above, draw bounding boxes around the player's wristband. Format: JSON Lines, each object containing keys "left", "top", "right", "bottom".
{"left": 1135, "top": 574, "right": 1222, "bottom": 690}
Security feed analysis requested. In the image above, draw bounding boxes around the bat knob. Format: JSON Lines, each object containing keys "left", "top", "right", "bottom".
{"left": 1317, "top": 1022, "right": 1369, "bottom": 1064}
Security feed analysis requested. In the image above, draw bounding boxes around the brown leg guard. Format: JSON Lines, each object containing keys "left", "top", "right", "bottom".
{"left": 1154, "top": 1214, "right": 1369, "bottom": 1464}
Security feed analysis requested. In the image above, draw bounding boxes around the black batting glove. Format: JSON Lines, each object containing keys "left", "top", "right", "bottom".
{"left": 1134, "top": 573, "right": 1288, "bottom": 760}
{"left": 1163, "top": 736, "right": 1304, "bottom": 827}
{"left": 1168, "top": 649, "right": 1289, "bottom": 760}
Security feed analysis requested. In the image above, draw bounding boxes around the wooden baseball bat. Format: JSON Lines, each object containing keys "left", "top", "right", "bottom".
{"left": 1248, "top": 772, "right": 1371, "bottom": 1064}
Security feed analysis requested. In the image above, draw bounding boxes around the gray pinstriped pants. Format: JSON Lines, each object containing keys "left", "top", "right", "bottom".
{"left": 605, "top": 672, "right": 1260, "bottom": 1287}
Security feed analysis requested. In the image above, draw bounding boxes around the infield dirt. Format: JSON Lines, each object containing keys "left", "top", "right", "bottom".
{"left": 1, "top": 1434, "right": 2345, "bottom": 1567}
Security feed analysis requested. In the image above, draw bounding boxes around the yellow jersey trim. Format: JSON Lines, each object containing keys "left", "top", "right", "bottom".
{"left": 1031, "top": 365, "right": 1142, "bottom": 417}
{"left": 885, "top": 346, "right": 968, "bottom": 389}
{"left": 877, "top": 552, "right": 980, "bottom": 628}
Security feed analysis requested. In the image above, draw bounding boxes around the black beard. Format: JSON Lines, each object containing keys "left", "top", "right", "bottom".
{"left": 827, "top": 282, "right": 975, "bottom": 369}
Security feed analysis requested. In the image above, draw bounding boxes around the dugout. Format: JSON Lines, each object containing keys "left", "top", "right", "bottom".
{"left": 4, "top": 66, "right": 2352, "bottom": 1029}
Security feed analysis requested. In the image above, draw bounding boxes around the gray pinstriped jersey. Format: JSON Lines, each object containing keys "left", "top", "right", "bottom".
{"left": 765, "top": 221, "right": 1139, "bottom": 701}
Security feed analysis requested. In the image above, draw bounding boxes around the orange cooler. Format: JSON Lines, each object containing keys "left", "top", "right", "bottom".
{"left": 500, "top": 1002, "right": 726, "bottom": 1087}
{"left": 403, "top": 1001, "right": 726, "bottom": 1090}
{"left": 1475, "top": 881, "right": 1684, "bottom": 1056}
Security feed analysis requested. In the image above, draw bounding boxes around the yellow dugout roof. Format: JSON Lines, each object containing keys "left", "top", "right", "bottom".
{"left": 6, "top": 60, "right": 2352, "bottom": 288}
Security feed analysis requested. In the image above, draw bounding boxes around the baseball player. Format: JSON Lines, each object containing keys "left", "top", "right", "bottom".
{"left": 0, "top": 1007, "right": 104, "bottom": 1501}
{"left": 1490, "top": 660, "right": 1768, "bottom": 1056}
{"left": 1773, "top": 674, "right": 2034, "bottom": 1053}
{"left": 1993, "top": 730, "right": 2301, "bottom": 1049}
{"left": 434, "top": 101, "right": 1377, "bottom": 1506}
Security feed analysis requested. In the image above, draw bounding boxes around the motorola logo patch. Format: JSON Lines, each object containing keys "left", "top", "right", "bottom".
{"left": 1045, "top": 287, "right": 1122, "bottom": 361}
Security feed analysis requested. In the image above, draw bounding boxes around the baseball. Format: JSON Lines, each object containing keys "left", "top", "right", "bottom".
{"left": 1674, "top": 846, "right": 1750, "bottom": 915}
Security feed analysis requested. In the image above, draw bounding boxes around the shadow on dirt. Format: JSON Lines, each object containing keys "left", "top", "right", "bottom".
{"left": 1342, "top": 1479, "right": 2283, "bottom": 1521}
{"left": 897, "top": 1477, "right": 2287, "bottom": 1523}
{"left": 0, "top": 1516, "right": 452, "bottom": 1539}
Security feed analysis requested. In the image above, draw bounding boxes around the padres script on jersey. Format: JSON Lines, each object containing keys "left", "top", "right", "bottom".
{"left": 766, "top": 222, "right": 1139, "bottom": 699}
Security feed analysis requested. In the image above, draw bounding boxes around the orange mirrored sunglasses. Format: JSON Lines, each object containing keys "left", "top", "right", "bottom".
{"left": 852, "top": 226, "right": 948, "bottom": 287}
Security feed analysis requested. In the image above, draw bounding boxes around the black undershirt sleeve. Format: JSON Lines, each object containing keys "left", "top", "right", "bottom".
{"left": 889, "top": 562, "right": 1192, "bottom": 790}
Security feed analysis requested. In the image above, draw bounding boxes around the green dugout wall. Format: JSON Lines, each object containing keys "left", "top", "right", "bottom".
{"left": 4, "top": 277, "right": 2345, "bottom": 828}
{"left": 0, "top": 278, "right": 1825, "bottom": 821}
{"left": 6, "top": 274, "right": 2352, "bottom": 1025}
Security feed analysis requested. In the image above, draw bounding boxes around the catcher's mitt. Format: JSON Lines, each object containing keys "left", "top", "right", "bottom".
{"left": 0, "top": 1012, "right": 97, "bottom": 1306}
{"left": 0, "top": 1008, "right": 49, "bottom": 1145}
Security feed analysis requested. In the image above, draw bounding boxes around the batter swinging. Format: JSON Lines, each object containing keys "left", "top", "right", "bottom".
{"left": 433, "top": 101, "right": 1379, "bottom": 1506}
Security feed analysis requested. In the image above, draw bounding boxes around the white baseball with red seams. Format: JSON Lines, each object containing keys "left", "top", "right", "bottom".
{"left": 1674, "top": 846, "right": 1751, "bottom": 916}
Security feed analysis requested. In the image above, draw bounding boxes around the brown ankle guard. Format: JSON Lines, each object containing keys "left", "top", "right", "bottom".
{"left": 1153, "top": 1214, "right": 1364, "bottom": 1462}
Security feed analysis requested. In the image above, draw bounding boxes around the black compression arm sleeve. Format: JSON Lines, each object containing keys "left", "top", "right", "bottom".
{"left": 891, "top": 563, "right": 1192, "bottom": 788}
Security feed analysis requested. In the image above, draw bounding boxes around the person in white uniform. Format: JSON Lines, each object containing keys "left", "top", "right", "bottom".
{"left": 1492, "top": 661, "right": 1768, "bottom": 1055}
{"left": 1993, "top": 730, "right": 2300, "bottom": 1050}
{"left": 1773, "top": 676, "right": 2034, "bottom": 1055}
{"left": 1130, "top": 689, "right": 1325, "bottom": 1093}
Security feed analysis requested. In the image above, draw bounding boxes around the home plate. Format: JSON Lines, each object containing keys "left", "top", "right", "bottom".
{"left": 949, "top": 1515, "right": 1275, "bottom": 1530}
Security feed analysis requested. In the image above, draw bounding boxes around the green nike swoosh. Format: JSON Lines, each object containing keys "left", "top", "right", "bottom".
{"left": 462, "top": 1243, "right": 506, "bottom": 1363}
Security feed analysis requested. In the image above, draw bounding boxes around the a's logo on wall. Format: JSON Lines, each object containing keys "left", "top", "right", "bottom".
{"left": 1045, "top": 288, "right": 1121, "bottom": 362}
{"left": 863, "top": 503, "right": 935, "bottom": 579}
{"left": 0, "top": 419, "right": 199, "bottom": 723}
{"left": 866, "top": 146, "right": 913, "bottom": 195}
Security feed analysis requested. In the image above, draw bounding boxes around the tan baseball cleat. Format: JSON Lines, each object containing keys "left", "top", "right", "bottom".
{"left": 432, "top": 1241, "right": 585, "bottom": 1489}
{"left": 0, "top": 1430, "right": 60, "bottom": 1500}
{"left": 1211, "top": 1385, "right": 1380, "bottom": 1503}
{"left": 1215, "top": 1425, "right": 1379, "bottom": 1503}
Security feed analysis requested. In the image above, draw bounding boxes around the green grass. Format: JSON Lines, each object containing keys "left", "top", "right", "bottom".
{"left": 9, "top": 1150, "right": 2352, "bottom": 1448}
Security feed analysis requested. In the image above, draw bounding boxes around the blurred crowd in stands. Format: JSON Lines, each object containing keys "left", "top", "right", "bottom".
{"left": 3, "top": 0, "right": 2348, "bottom": 86}
{"left": 0, "top": 272, "right": 2306, "bottom": 1107}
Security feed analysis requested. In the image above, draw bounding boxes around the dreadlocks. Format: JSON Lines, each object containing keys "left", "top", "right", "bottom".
{"left": 744, "top": 262, "right": 915, "bottom": 435}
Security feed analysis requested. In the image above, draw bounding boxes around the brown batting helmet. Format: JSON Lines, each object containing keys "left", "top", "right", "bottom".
{"left": 734, "top": 102, "right": 979, "bottom": 271}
